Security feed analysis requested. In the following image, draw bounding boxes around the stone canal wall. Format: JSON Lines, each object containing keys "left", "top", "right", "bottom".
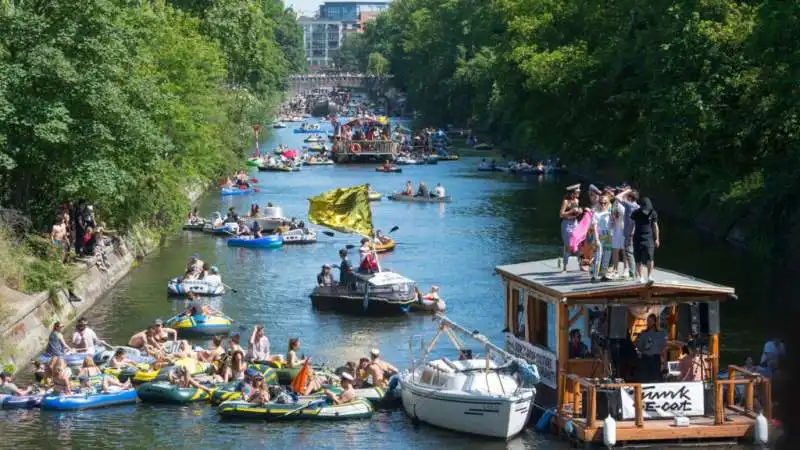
{"left": 0, "top": 186, "right": 205, "bottom": 373}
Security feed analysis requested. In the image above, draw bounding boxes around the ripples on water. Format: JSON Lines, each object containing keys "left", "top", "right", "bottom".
{"left": 0, "top": 124, "right": 770, "bottom": 449}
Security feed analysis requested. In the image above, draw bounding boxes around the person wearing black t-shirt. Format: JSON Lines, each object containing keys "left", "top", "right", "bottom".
{"left": 630, "top": 197, "right": 660, "bottom": 284}
{"left": 337, "top": 248, "right": 353, "bottom": 287}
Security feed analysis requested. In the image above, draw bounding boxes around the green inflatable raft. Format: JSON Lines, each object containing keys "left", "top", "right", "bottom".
{"left": 136, "top": 381, "right": 215, "bottom": 404}
{"left": 218, "top": 397, "right": 374, "bottom": 421}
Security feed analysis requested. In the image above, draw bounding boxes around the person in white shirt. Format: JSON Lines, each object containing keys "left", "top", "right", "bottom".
{"left": 203, "top": 266, "right": 222, "bottom": 285}
{"left": 72, "top": 318, "right": 108, "bottom": 354}
{"left": 433, "top": 183, "right": 446, "bottom": 198}
{"left": 246, "top": 325, "right": 283, "bottom": 363}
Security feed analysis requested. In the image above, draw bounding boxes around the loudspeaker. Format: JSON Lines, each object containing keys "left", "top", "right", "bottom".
{"left": 699, "top": 301, "right": 720, "bottom": 334}
{"left": 608, "top": 306, "right": 629, "bottom": 339}
{"left": 676, "top": 303, "right": 693, "bottom": 340}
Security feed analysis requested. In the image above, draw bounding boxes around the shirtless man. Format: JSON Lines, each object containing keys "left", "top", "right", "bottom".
{"left": 151, "top": 319, "right": 178, "bottom": 346}
{"left": 367, "top": 348, "right": 398, "bottom": 388}
{"left": 128, "top": 327, "right": 162, "bottom": 357}
{"left": 51, "top": 217, "right": 68, "bottom": 258}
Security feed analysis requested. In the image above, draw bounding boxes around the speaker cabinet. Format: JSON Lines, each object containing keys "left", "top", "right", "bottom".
{"left": 608, "top": 306, "right": 629, "bottom": 339}
{"left": 699, "top": 301, "right": 720, "bottom": 334}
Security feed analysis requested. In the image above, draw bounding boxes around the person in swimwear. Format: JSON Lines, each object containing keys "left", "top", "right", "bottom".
{"left": 367, "top": 348, "right": 398, "bottom": 388}
{"left": 403, "top": 180, "right": 413, "bottom": 196}
{"left": 324, "top": 372, "right": 356, "bottom": 404}
{"left": 168, "top": 366, "right": 211, "bottom": 392}
{"left": 106, "top": 348, "right": 137, "bottom": 369}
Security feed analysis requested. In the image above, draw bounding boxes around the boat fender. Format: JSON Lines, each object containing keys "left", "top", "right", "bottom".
{"left": 534, "top": 408, "right": 556, "bottom": 432}
{"left": 754, "top": 411, "right": 768, "bottom": 444}
{"left": 603, "top": 414, "right": 617, "bottom": 448}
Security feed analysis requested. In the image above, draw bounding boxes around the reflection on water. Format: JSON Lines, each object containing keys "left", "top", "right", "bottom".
{"left": 0, "top": 124, "right": 771, "bottom": 449}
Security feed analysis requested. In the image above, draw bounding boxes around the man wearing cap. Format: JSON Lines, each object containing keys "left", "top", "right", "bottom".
{"left": 0, "top": 371, "right": 32, "bottom": 396}
{"left": 325, "top": 372, "right": 356, "bottom": 404}
{"left": 72, "top": 318, "right": 108, "bottom": 355}
{"left": 367, "top": 348, "right": 398, "bottom": 388}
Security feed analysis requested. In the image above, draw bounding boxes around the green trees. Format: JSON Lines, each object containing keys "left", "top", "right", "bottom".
{"left": 352, "top": 0, "right": 800, "bottom": 259}
{"left": 0, "top": 0, "right": 302, "bottom": 234}
{"left": 366, "top": 52, "right": 390, "bottom": 75}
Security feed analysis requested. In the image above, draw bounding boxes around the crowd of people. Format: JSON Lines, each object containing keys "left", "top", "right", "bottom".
{"left": 49, "top": 201, "right": 116, "bottom": 270}
{"left": 559, "top": 182, "right": 659, "bottom": 283}
{"left": 401, "top": 180, "right": 446, "bottom": 198}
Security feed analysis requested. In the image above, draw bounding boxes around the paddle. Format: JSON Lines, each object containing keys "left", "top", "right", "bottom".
{"left": 279, "top": 398, "right": 327, "bottom": 418}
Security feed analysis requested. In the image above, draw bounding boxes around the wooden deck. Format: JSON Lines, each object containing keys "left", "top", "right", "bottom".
{"left": 495, "top": 258, "right": 735, "bottom": 303}
{"left": 559, "top": 413, "right": 755, "bottom": 443}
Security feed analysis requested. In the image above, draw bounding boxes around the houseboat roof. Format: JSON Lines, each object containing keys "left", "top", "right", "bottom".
{"left": 495, "top": 258, "right": 735, "bottom": 304}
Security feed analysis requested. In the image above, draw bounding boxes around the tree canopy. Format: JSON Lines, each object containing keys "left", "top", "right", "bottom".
{"left": 351, "top": 0, "right": 800, "bottom": 264}
{"left": 0, "top": 0, "right": 304, "bottom": 233}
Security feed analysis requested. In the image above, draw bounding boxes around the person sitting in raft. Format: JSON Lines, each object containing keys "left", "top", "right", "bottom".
{"left": 212, "top": 212, "right": 224, "bottom": 228}
{"left": 73, "top": 318, "right": 108, "bottom": 355}
{"left": 246, "top": 325, "right": 284, "bottom": 364}
{"left": 247, "top": 372, "right": 270, "bottom": 405}
{"left": 224, "top": 349, "right": 247, "bottom": 382}
{"left": 223, "top": 207, "right": 239, "bottom": 224}
{"left": 50, "top": 357, "right": 73, "bottom": 395}
{"left": 107, "top": 348, "right": 137, "bottom": 369}
{"left": 421, "top": 286, "right": 446, "bottom": 310}
{"left": 317, "top": 264, "right": 335, "bottom": 287}
{"left": 286, "top": 338, "right": 307, "bottom": 368}
{"left": 355, "top": 358, "right": 371, "bottom": 388}
{"left": 46, "top": 321, "right": 73, "bottom": 357}
{"left": 228, "top": 332, "right": 244, "bottom": 354}
{"left": 203, "top": 266, "right": 222, "bottom": 285}
{"left": 236, "top": 219, "right": 251, "bottom": 236}
{"left": 403, "top": 180, "right": 413, "bottom": 196}
{"left": 367, "top": 349, "right": 398, "bottom": 388}
{"left": 382, "top": 160, "right": 393, "bottom": 171}
{"left": 187, "top": 207, "right": 200, "bottom": 223}
{"left": 415, "top": 181, "right": 429, "bottom": 198}
{"left": 568, "top": 329, "right": 590, "bottom": 358}
{"left": 151, "top": 319, "right": 179, "bottom": 347}
{"left": 324, "top": 372, "right": 356, "bottom": 404}
{"left": 251, "top": 221, "right": 263, "bottom": 238}
{"left": 196, "top": 336, "right": 226, "bottom": 363}
{"left": 77, "top": 356, "right": 102, "bottom": 378}
{"left": 249, "top": 204, "right": 260, "bottom": 217}
{"left": 168, "top": 366, "right": 211, "bottom": 393}
{"left": 185, "top": 253, "right": 204, "bottom": 280}
{"left": 374, "top": 229, "right": 391, "bottom": 245}
{"left": 0, "top": 370, "right": 33, "bottom": 396}
{"left": 432, "top": 183, "right": 446, "bottom": 198}
{"left": 223, "top": 178, "right": 234, "bottom": 188}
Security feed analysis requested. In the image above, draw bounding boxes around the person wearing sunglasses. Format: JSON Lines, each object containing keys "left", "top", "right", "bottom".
{"left": 72, "top": 318, "right": 109, "bottom": 355}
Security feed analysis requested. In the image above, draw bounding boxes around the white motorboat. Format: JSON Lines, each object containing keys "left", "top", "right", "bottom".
{"left": 280, "top": 228, "right": 317, "bottom": 244}
{"left": 251, "top": 206, "right": 289, "bottom": 231}
{"left": 399, "top": 314, "right": 539, "bottom": 440}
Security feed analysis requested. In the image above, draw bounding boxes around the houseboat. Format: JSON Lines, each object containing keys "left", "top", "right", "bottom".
{"left": 495, "top": 257, "right": 772, "bottom": 446}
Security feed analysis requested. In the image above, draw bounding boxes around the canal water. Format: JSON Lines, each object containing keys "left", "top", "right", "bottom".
{"left": 0, "top": 124, "right": 771, "bottom": 449}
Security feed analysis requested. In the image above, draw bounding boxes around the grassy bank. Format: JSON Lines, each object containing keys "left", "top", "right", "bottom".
{"left": 0, "top": 231, "right": 75, "bottom": 295}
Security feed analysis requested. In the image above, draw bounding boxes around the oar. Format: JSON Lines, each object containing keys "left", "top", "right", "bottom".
{"left": 279, "top": 398, "right": 327, "bottom": 418}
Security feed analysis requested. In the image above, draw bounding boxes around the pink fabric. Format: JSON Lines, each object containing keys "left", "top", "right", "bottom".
{"left": 569, "top": 210, "right": 593, "bottom": 253}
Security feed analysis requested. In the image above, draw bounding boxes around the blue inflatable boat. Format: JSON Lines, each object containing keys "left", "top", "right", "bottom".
{"left": 1, "top": 394, "right": 43, "bottom": 409}
{"left": 38, "top": 351, "right": 99, "bottom": 368}
{"left": 220, "top": 187, "right": 253, "bottom": 196}
{"left": 227, "top": 235, "right": 283, "bottom": 249}
{"left": 41, "top": 389, "right": 138, "bottom": 411}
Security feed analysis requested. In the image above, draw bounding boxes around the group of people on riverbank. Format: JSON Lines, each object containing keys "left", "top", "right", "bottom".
{"left": 559, "top": 182, "right": 659, "bottom": 283}
{"left": 49, "top": 201, "right": 116, "bottom": 269}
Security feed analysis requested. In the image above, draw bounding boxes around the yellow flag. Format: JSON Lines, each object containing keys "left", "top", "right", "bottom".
{"left": 308, "top": 184, "right": 373, "bottom": 237}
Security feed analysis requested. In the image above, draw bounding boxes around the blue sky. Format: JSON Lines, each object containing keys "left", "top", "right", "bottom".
{"left": 287, "top": 0, "right": 324, "bottom": 15}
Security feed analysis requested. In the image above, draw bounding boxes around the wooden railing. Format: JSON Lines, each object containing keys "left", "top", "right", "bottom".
{"left": 334, "top": 140, "right": 398, "bottom": 155}
{"left": 559, "top": 366, "right": 772, "bottom": 430}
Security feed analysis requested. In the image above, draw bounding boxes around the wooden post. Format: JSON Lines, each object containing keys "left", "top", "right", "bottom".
{"left": 634, "top": 384, "right": 643, "bottom": 427}
{"left": 558, "top": 302, "right": 569, "bottom": 413}
{"left": 726, "top": 368, "right": 736, "bottom": 407}
{"left": 762, "top": 378, "right": 772, "bottom": 420}
{"left": 709, "top": 333, "right": 719, "bottom": 383}
{"left": 714, "top": 381, "right": 724, "bottom": 425}
{"left": 573, "top": 379, "right": 580, "bottom": 416}
{"left": 586, "top": 384, "right": 597, "bottom": 429}
{"left": 744, "top": 381, "right": 754, "bottom": 413}
{"left": 558, "top": 373, "right": 567, "bottom": 415}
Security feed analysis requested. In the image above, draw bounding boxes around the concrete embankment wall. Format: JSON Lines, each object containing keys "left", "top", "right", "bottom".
{"left": 0, "top": 186, "right": 205, "bottom": 373}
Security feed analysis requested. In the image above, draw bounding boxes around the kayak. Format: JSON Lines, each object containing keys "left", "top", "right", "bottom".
{"left": 220, "top": 187, "right": 253, "bottom": 196}
{"left": 165, "top": 314, "right": 234, "bottom": 337}
{"left": 0, "top": 394, "right": 43, "bottom": 409}
{"left": 388, "top": 193, "right": 452, "bottom": 203}
{"left": 136, "top": 381, "right": 213, "bottom": 404}
{"left": 280, "top": 229, "right": 317, "bottom": 245}
{"left": 218, "top": 397, "right": 374, "bottom": 421}
{"left": 372, "top": 238, "right": 396, "bottom": 253}
{"left": 375, "top": 166, "right": 402, "bottom": 173}
{"left": 40, "top": 389, "right": 138, "bottom": 411}
{"left": 167, "top": 277, "right": 225, "bottom": 296}
{"left": 227, "top": 235, "right": 283, "bottom": 249}
{"left": 368, "top": 191, "right": 381, "bottom": 201}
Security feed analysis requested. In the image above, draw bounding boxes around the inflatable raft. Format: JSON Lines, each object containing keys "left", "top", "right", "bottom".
{"left": 218, "top": 397, "right": 374, "bottom": 421}
{"left": 165, "top": 314, "right": 234, "bottom": 337}
{"left": 38, "top": 351, "right": 99, "bottom": 368}
{"left": 371, "top": 238, "right": 396, "bottom": 253}
{"left": 303, "top": 159, "right": 334, "bottom": 166}
{"left": 375, "top": 166, "right": 402, "bottom": 173}
{"left": 227, "top": 234, "right": 283, "bottom": 249}
{"left": 388, "top": 193, "right": 452, "bottom": 203}
{"left": 257, "top": 165, "right": 299, "bottom": 172}
{"left": 93, "top": 346, "right": 154, "bottom": 366}
{"left": 0, "top": 394, "right": 42, "bottom": 409}
{"left": 41, "top": 389, "right": 138, "bottom": 411}
{"left": 182, "top": 219, "right": 207, "bottom": 231}
{"left": 280, "top": 229, "right": 317, "bottom": 245}
{"left": 220, "top": 187, "right": 253, "bottom": 196}
{"left": 136, "top": 381, "right": 213, "bottom": 404}
{"left": 128, "top": 359, "right": 210, "bottom": 384}
{"left": 167, "top": 277, "right": 225, "bottom": 297}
